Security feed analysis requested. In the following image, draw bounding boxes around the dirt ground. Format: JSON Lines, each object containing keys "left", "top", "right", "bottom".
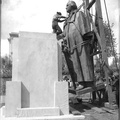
{"left": 69, "top": 93, "right": 119, "bottom": 120}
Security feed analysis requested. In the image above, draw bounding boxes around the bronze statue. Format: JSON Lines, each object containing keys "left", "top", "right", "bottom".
{"left": 62, "top": 1, "right": 94, "bottom": 90}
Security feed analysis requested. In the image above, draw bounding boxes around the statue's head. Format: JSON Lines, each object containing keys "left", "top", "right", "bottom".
{"left": 66, "top": 1, "right": 77, "bottom": 13}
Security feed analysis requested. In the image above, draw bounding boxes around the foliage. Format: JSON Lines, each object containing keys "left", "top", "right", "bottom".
{"left": 1, "top": 55, "right": 12, "bottom": 78}
{"left": 0, "top": 55, "right": 12, "bottom": 95}
{"left": 103, "top": 21, "right": 117, "bottom": 57}
{"left": 103, "top": 21, "right": 119, "bottom": 71}
{"left": 110, "top": 54, "right": 120, "bottom": 71}
{"left": 1, "top": 55, "right": 12, "bottom": 69}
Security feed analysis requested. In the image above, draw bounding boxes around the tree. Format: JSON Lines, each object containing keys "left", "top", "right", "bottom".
{"left": 1, "top": 55, "right": 12, "bottom": 78}
{"left": 103, "top": 21, "right": 119, "bottom": 72}
{"left": 103, "top": 21, "right": 117, "bottom": 57}
{"left": 0, "top": 55, "right": 12, "bottom": 95}
{"left": 110, "top": 54, "right": 120, "bottom": 71}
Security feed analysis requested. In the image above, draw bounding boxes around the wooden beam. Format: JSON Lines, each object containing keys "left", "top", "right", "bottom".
{"left": 87, "top": 0, "right": 96, "bottom": 10}
{"left": 69, "top": 83, "right": 105, "bottom": 95}
{"left": 83, "top": 103, "right": 105, "bottom": 113}
{"left": 95, "top": 0, "right": 113, "bottom": 105}
{"left": 0, "top": 1, "right": 1, "bottom": 84}
{"left": 76, "top": 83, "right": 105, "bottom": 95}
{"left": 84, "top": 0, "right": 91, "bottom": 31}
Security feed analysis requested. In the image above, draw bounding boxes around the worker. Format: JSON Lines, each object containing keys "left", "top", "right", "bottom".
{"left": 52, "top": 12, "right": 66, "bottom": 35}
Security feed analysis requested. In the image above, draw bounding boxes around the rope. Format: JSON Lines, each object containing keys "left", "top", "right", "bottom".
{"left": 64, "top": 5, "right": 101, "bottom": 56}
{"left": 65, "top": 11, "right": 91, "bottom": 55}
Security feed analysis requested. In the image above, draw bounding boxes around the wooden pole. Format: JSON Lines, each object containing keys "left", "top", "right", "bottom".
{"left": 95, "top": 0, "right": 113, "bottom": 107}
{"left": 0, "top": 0, "right": 2, "bottom": 96}
{"left": 83, "top": 0, "right": 91, "bottom": 31}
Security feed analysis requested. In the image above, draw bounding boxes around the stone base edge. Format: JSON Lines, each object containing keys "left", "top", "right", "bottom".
{"left": 1, "top": 114, "right": 85, "bottom": 120}
{"left": 17, "top": 107, "right": 60, "bottom": 117}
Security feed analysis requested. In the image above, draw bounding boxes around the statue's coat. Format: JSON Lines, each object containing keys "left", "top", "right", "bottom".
{"left": 63, "top": 10, "right": 94, "bottom": 83}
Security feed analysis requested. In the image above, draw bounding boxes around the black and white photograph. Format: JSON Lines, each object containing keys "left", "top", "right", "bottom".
{"left": 0, "top": 0, "right": 119, "bottom": 120}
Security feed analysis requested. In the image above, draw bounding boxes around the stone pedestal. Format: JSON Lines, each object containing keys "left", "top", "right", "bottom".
{"left": 5, "top": 32, "right": 66, "bottom": 116}
{"left": 17, "top": 107, "right": 60, "bottom": 117}
{"left": 5, "top": 81, "right": 21, "bottom": 117}
{"left": 5, "top": 32, "right": 85, "bottom": 119}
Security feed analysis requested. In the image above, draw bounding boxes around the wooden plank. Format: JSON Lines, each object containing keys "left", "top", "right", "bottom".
{"left": 83, "top": 103, "right": 105, "bottom": 113}
{"left": 76, "top": 83, "right": 105, "bottom": 95}
{"left": 69, "top": 83, "right": 105, "bottom": 95}
{"left": 69, "top": 106, "right": 81, "bottom": 115}
{"left": 104, "top": 102, "right": 118, "bottom": 110}
{"left": 102, "top": 107, "right": 117, "bottom": 114}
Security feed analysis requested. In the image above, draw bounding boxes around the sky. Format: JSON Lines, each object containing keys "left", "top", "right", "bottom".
{"left": 1, "top": 0, "right": 119, "bottom": 58}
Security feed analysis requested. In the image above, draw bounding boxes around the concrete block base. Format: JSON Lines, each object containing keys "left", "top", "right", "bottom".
{"left": 5, "top": 81, "right": 21, "bottom": 117}
{"left": 0, "top": 95, "right": 5, "bottom": 107}
{"left": 17, "top": 107, "right": 60, "bottom": 117}
{"left": 54, "top": 82, "right": 69, "bottom": 115}
{"left": 1, "top": 106, "right": 87, "bottom": 120}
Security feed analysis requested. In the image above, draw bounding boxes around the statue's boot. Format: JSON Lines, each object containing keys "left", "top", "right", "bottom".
{"left": 76, "top": 81, "right": 94, "bottom": 90}
{"left": 75, "top": 84, "right": 84, "bottom": 90}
